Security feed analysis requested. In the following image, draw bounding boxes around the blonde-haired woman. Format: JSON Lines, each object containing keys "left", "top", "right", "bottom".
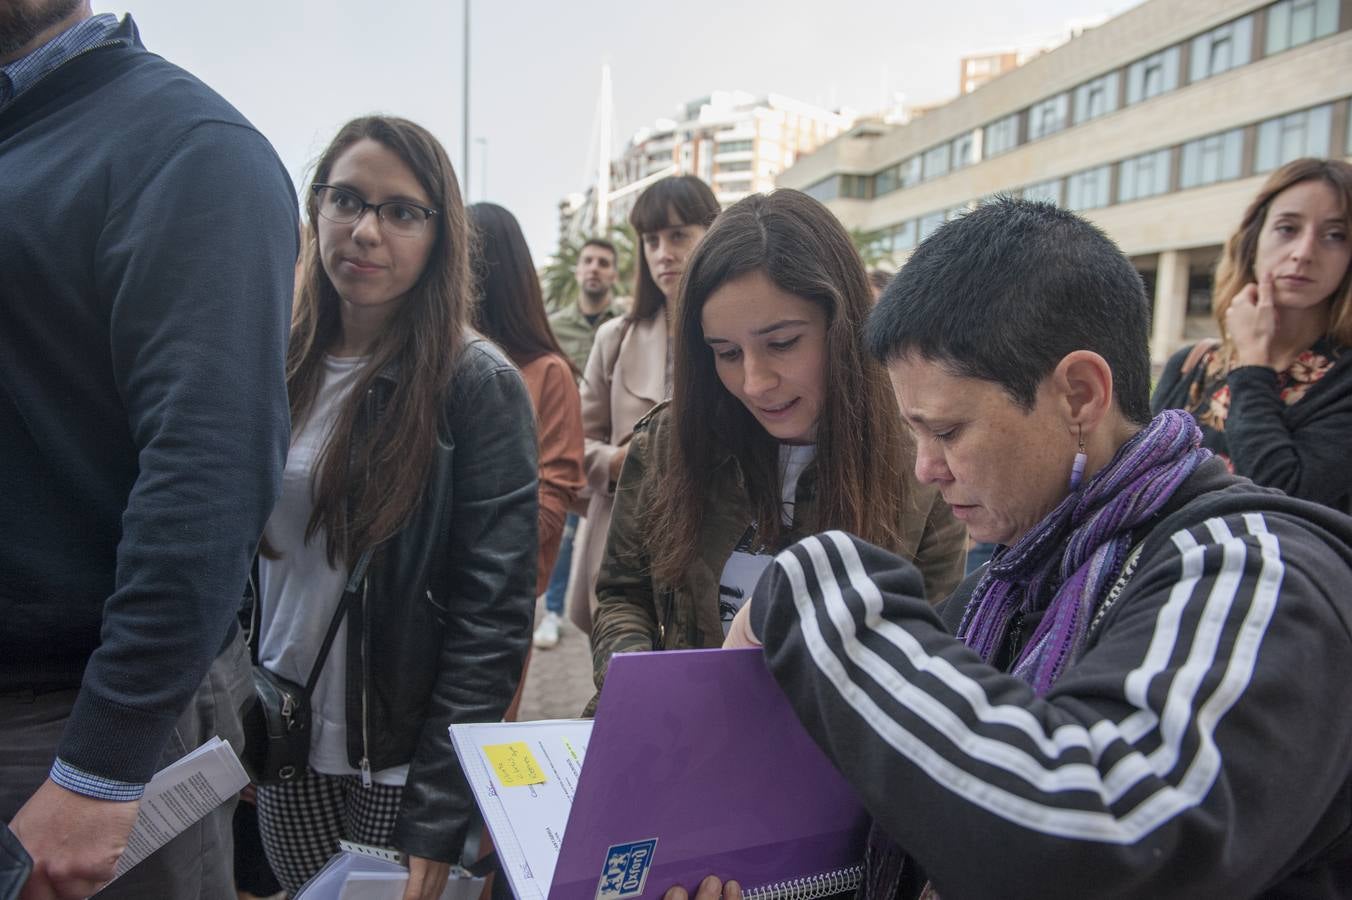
{"left": 1153, "top": 157, "right": 1352, "bottom": 512}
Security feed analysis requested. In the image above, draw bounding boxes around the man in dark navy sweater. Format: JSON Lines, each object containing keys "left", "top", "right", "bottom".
{"left": 0, "top": 2, "right": 296, "bottom": 897}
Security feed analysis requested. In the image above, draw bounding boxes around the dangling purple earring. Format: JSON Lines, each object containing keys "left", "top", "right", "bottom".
{"left": 1069, "top": 425, "right": 1087, "bottom": 491}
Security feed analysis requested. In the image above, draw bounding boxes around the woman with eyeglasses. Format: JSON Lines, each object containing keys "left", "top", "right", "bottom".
{"left": 252, "top": 116, "right": 538, "bottom": 900}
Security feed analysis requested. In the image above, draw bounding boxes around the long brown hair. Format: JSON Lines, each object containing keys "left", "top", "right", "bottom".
{"left": 1214, "top": 157, "right": 1352, "bottom": 357}
{"left": 628, "top": 175, "right": 720, "bottom": 321}
{"left": 650, "top": 189, "right": 913, "bottom": 584}
{"left": 289, "top": 116, "right": 471, "bottom": 566}
{"left": 468, "top": 202, "right": 578, "bottom": 377}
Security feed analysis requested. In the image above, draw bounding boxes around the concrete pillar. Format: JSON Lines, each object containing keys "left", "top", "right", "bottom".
{"left": 1151, "top": 249, "right": 1189, "bottom": 367}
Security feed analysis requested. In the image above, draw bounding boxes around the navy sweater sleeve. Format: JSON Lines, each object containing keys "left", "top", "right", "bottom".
{"left": 60, "top": 121, "right": 296, "bottom": 783}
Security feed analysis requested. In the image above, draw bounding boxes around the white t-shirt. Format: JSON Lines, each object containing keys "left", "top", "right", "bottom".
{"left": 717, "top": 444, "right": 816, "bottom": 634}
{"left": 257, "top": 355, "right": 409, "bottom": 785}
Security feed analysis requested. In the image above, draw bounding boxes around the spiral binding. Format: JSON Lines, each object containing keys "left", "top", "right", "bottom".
{"left": 741, "top": 865, "right": 863, "bottom": 900}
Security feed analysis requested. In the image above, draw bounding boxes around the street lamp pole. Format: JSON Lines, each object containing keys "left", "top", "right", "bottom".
{"left": 462, "top": 0, "right": 471, "bottom": 196}
{"left": 475, "top": 137, "right": 488, "bottom": 201}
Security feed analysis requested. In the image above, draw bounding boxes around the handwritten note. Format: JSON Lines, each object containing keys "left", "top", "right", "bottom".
{"left": 484, "top": 742, "right": 546, "bottom": 787}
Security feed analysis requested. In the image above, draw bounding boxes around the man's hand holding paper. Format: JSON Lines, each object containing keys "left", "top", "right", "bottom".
{"left": 11, "top": 779, "right": 139, "bottom": 900}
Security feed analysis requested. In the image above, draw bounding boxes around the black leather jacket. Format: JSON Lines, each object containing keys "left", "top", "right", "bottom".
{"left": 341, "top": 338, "right": 538, "bottom": 862}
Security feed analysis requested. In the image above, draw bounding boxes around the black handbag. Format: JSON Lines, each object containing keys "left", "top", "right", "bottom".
{"left": 242, "top": 548, "right": 371, "bottom": 785}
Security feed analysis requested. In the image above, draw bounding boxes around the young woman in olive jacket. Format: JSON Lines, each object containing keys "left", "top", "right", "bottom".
{"left": 253, "top": 117, "right": 538, "bottom": 899}
{"left": 589, "top": 190, "right": 966, "bottom": 702}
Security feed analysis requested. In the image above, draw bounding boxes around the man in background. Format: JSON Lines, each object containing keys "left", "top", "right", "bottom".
{"left": 0, "top": 2, "right": 297, "bottom": 897}
{"left": 537, "top": 238, "right": 624, "bottom": 648}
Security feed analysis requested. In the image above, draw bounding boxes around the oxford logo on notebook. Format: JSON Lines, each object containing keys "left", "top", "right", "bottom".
{"left": 595, "top": 838, "right": 657, "bottom": 900}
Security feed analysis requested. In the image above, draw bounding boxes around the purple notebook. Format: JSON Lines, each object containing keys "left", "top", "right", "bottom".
{"left": 548, "top": 648, "right": 867, "bottom": 900}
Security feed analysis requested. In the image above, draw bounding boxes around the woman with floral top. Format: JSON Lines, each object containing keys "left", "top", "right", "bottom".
{"left": 1153, "top": 157, "right": 1352, "bottom": 512}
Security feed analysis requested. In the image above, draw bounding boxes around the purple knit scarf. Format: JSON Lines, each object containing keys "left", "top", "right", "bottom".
{"left": 859, "top": 409, "right": 1209, "bottom": 900}
{"left": 955, "top": 408, "right": 1208, "bottom": 695}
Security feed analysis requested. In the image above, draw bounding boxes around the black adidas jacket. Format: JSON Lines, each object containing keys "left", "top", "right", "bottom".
{"left": 751, "top": 461, "right": 1352, "bottom": 898}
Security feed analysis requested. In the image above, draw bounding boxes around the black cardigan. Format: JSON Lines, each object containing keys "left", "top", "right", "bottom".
{"left": 1152, "top": 340, "right": 1352, "bottom": 513}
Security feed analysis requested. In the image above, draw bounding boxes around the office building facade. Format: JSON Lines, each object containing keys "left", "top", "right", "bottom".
{"left": 779, "top": 0, "right": 1352, "bottom": 363}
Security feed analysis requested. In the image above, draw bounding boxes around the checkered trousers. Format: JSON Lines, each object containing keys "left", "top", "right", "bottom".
{"left": 255, "top": 768, "right": 403, "bottom": 894}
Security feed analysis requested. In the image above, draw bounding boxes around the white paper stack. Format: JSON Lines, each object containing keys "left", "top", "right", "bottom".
{"left": 110, "top": 735, "right": 250, "bottom": 881}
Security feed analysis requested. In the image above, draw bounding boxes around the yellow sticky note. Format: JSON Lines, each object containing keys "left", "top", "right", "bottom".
{"left": 484, "top": 742, "right": 546, "bottom": 787}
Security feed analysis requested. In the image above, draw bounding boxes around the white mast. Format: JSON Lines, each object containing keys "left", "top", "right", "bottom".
{"left": 596, "top": 63, "right": 613, "bottom": 233}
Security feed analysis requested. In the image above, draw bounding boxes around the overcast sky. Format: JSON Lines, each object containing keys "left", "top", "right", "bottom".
{"left": 99, "top": 0, "right": 1139, "bottom": 262}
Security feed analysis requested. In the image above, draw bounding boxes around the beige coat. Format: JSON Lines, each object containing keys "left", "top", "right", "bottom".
{"left": 566, "top": 312, "right": 668, "bottom": 634}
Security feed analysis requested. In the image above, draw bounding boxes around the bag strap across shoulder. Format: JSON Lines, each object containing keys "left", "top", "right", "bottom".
{"left": 1182, "top": 338, "right": 1220, "bottom": 376}
{"left": 301, "top": 547, "right": 374, "bottom": 698}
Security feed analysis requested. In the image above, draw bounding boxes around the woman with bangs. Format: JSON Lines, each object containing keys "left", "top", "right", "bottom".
{"left": 1153, "top": 157, "right": 1352, "bottom": 511}
{"left": 252, "top": 117, "right": 537, "bottom": 899}
{"left": 566, "top": 175, "right": 721, "bottom": 637}
{"left": 587, "top": 189, "right": 966, "bottom": 702}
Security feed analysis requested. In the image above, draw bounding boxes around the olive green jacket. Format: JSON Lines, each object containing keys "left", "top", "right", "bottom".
{"left": 547, "top": 300, "right": 625, "bottom": 375}
{"left": 589, "top": 403, "right": 967, "bottom": 703}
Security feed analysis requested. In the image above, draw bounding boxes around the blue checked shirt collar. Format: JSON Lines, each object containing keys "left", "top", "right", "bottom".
{"left": 0, "top": 12, "right": 120, "bottom": 110}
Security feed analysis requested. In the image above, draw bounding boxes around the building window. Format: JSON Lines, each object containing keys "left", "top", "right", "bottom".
{"left": 875, "top": 165, "right": 900, "bottom": 196}
{"left": 1118, "top": 149, "right": 1171, "bottom": 203}
{"left": 1073, "top": 72, "right": 1119, "bottom": 124}
{"left": 718, "top": 160, "right": 752, "bottom": 172}
{"left": 900, "top": 155, "right": 922, "bottom": 189}
{"left": 918, "top": 211, "right": 947, "bottom": 242}
{"left": 1022, "top": 178, "right": 1062, "bottom": 205}
{"left": 1027, "top": 93, "right": 1070, "bottom": 141}
{"left": 804, "top": 176, "right": 839, "bottom": 203}
{"left": 951, "top": 130, "right": 979, "bottom": 170}
{"left": 1256, "top": 105, "right": 1333, "bottom": 172}
{"left": 892, "top": 219, "right": 918, "bottom": 253}
{"left": 840, "top": 174, "right": 873, "bottom": 200}
{"left": 1179, "top": 129, "right": 1243, "bottom": 188}
{"left": 1190, "top": 16, "right": 1253, "bottom": 82}
{"left": 923, "top": 144, "right": 950, "bottom": 180}
{"left": 983, "top": 113, "right": 1020, "bottom": 158}
{"left": 1125, "top": 46, "right": 1180, "bottom": 105}
{"left": 1066, "top": 166, "right": 1112, "bottom": 211}
{"left": 717, "top": 139, "right": 754, "bottom": 153}
{"left": 720, "top": 180, "right": 753, "bottom": 195}
{"left": 1265, "top": 0, "right": 1339, "bottom": 55}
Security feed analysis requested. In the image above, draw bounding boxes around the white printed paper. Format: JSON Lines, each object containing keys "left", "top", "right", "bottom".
{"left": 110, "top": 735, "right": 249, "bottom": 880}
{"left": 450, "top": 719, "right": 594, "bottom": 900}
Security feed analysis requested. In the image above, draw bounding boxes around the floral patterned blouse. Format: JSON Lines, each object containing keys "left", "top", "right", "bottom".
{"left": 1185, "top": 338, "right": 1340, "bottom": 472}
{"left": 1152, "top": 335, "right": 1352, "bottom": 512}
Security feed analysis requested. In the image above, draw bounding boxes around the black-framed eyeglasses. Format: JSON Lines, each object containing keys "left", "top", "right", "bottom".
{"left": 311, "top": 184, "right": 439, "bottom": 237}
